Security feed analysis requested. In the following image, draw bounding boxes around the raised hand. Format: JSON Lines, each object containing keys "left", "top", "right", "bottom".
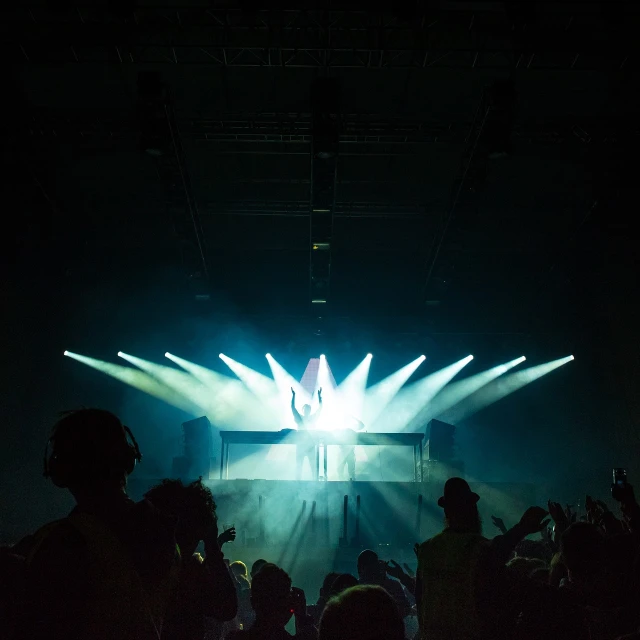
{"left": 490, "top": 515, "right": 507, "bottom": 534}
{"left": 217, "top": 527, "right": 237, "bottom": 547}
{"left": 547, "top": 500, "right": 569, "bottom": 527}
{"left": 518, "top": 506, "right": 550, "bottom": 536}
{"left": 291, "top": 587, "right": 307, "bottom": 618}
{"left": 386, "top": 559, "right": 406, "bottom": 581}
{"left": 291, "top": 387, "right": 296, "bottom": 397}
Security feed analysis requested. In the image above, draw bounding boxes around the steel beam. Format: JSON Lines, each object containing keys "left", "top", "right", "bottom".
{"left": 3, "top": 6, "right": 637, "bottom": 69}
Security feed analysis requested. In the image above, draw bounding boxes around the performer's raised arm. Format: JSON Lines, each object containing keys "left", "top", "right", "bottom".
{"left": 291, "top": 387, "right": 303, "bottom": 425}
{"left": 315, "top": 387, "right": 323, "bottom": 415}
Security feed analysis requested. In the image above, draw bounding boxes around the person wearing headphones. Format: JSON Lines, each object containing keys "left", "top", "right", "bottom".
{"left": 14, "top": 408, "right": 180, "bottom": 640}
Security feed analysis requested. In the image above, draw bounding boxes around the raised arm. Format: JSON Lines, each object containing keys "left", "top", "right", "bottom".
{"left": 315, "top": 387, "right": 323, "bottom": 415}
{"left": 291, "top": 387, "right": 303, "bottom": 425}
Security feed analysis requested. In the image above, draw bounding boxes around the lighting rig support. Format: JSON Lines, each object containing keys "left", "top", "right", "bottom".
{"left": 309, "top": 78, "right": 340, "bottom": 310}
{"left": 137, "top": 71, "right": 210, "bottom": 299}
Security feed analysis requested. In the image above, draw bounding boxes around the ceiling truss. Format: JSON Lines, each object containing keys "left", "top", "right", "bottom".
{"left": 3, "top": 5, "right": 637, "bottom": 69}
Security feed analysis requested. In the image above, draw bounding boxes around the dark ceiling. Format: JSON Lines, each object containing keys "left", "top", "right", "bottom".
{"left": 3, "top": 0, "right": 639, "bottom": 338}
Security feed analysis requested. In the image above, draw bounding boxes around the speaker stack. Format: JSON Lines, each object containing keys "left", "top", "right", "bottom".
{"left": 172, "top": 416, "right": 216, "bottom": 479}
{"left": 424, "top": 419, "right": 464, "bottom": 483}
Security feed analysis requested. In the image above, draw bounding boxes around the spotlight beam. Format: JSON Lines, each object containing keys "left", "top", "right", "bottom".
{"left": 314, "top": 355, "right": 340, "bottom": 430}
{"left": 363, "top": 355, "right": 426, "bottom": 427}
{"left": 165, "top": 352, "right": 235, "bottom": 392}
{"left": 380, "top": 355, "right": 473, "bottom": 432}
{"left": 336, "top": 355, "right": 373, "bottom": 424}
{"left": 219, "top": 354, "right": 278, "bottom": 401}
{"left": 444, "top": 355, "right": 574, "bottom": 423}
{"left": 412, "top": 356, "right": 527, "bottom": 428}
{"left": 266, "top": 354, "right": 308, "bottom": 395}
{"left": 118, "top": 352, "right": 214, "bottom": 410}
{"left": 266, "top": 354, "right": 311, "bottom": 427}
{"left": 64, "top": 351, "right": 197, "bottom": 413}
{"left": 165, "top": 352, "right": 278, "bottom": 430}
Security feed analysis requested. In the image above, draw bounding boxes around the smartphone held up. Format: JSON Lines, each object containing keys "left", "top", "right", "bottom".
{"left": 611, "top": 467, "right": 628, "bottom": 501}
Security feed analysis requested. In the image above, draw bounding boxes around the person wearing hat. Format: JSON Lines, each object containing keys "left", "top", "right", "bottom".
{"left": 415, "top": 477, "right": 549, "bottom": 640}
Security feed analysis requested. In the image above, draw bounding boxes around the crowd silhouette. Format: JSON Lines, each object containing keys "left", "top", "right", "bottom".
{"left": 2, "top": 408, "right": 640, "bottom": 640}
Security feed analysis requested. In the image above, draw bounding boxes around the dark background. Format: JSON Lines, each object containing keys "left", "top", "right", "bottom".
{"left": 1, "top": 0, "right": 639, "bottom": 542}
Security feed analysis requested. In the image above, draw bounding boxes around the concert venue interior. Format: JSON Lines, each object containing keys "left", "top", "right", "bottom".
{"left": 2, "top": 0, "right": 638, "bottom": 602}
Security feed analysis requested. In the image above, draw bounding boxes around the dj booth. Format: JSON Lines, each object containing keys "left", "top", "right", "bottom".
{"left": 218, "top": 430, "right": 425, "bottom": 482}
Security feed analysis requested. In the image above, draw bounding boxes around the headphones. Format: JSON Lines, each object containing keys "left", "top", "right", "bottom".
{"left": 43, "top": 420, "right": 142, "bottom": 489}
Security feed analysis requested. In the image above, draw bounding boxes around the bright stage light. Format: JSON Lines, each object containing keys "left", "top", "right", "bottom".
{"left": 219, "top": 353, "right": 224, "bottom": 358}
{"left": 164, "top": 352, "right": 170, "bottom": 358}
{"left": 267, "top": 353, "right": 310, "bottom": 405}
{"left": 570, "top": 355, "right": 575, "bottom": 360}
{"left": 379, "top": 355, "right": 474, "bottom": 432}
{"left": 266, "top": 353, "right": 271, "bottom": 358}
{"left": 320, "top": 354, "right": 325, "bottom": 359}
{"left": 64, "top": 351, "right": 198, "bottom": 413}
{"left": 63, "top": 350, "right": 69, "bottom": 356}
{"left": 419, "top": 355, "right": 528, "bottom": 426}
{"left": 367, "top": 353, "right": 373, "bottom": 358}
{"left": 164, "top": 351, "right": 271, "bottom": 427}
{"left": 219, "top": 353, "right": 278, "bottom": 402}
{"left": 362, "top": 355, "right": 427, "bottom": 427}
{"left": 444, "top": 355, "right": 575, "bottom": 423}
{"left": 420, "top": 355, "right": 426, "bottom": 360}
{"left": 117, "top": 351, "right": 123, "bottom": 357}
{"left": 335, "top": 355, "right": 373, "bottom": 426}
{"left": 118, "top": 351, "right": 216, "bottom": 410}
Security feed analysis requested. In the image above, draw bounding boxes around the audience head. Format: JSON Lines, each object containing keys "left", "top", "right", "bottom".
{"left": 230, "top": 561, "right": 249, "bottom": 580}
{"left": 43, "top": 409, "right": 141, "bottom": 495}
{"left": 329, "top": 573, "right": 359, "bottom": 597}
{"left": 561, "top": 521, "right": 605, "bottom": 581}
{"left": 319, "top": 585, "right": 404, "bottom": 640}
{"left": 144, "top": 478, "right": 217, "bottom": 557}
{"left": 515, "top": 539, "right": 552, "bottom": 563}
{"left": 302, "top": 404, "right": 312, "bottom": 417}
{"left": 506, "top": 556, "right": 548, "bottom": 579}
{"left": 251, "top": 558, "right": 268, "bottom": 579}
{"left": 320, "top": 571, "right": 340, "bottom": 600}
{"left": 438, "top": 477, "right": 482, "bottom": 534}
{"left": 357, "top": 549, "right": 383, "bottom": 582}
{"left": 250, "top": 563, "right": 293, "bottom": 626}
